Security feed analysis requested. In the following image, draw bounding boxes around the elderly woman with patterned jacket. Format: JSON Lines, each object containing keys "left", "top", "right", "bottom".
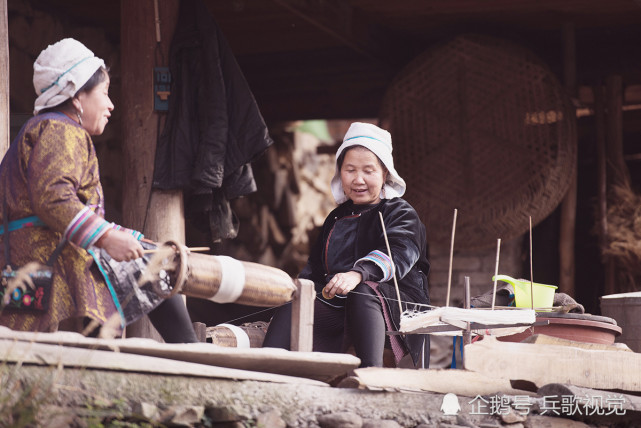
{"left": 263, "top": 122, "right": 430, "bottom": 367}
{"left": 0, "top": 38, "right": 197, "bottom": 342}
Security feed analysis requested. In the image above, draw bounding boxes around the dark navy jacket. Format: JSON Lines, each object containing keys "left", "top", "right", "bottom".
{"left": 300, "top": 198, "right": 430, "bottom": 363}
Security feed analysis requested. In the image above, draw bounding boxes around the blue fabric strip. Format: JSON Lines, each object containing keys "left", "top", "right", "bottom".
{"left": 81, "top": 219, "right": 110, "bottom": 249}
{"left": 356, "top": 249, "right": 394, "bottom": 282}
{"left": 344, "top": 135, "right": 384, "bottom": 144}
{"left": 88, "top": 248, "right": 126, "bottom": 329}
{"left": 0, "top": 216, "right": 47, "bottom": 235}
{"left": 40, "top": 56, "right": 93, "bottom": 94}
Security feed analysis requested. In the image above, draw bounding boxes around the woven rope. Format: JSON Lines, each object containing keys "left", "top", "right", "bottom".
{"left": 379, "top": 34, "right": 577, "bottom": 250}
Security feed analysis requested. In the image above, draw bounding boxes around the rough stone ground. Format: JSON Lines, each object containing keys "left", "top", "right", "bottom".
{"left": 1, "top": 364, "right": 635, "bottom": 427}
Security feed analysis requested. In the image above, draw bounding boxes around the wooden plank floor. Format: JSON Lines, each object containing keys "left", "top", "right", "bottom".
{"left": 0, "top": 326, "right": 359, "bottom": 383}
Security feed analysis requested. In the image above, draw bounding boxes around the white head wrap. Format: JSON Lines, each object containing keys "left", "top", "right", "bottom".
{"left": 32, "top": 38, "right": 105, "bottom": 115}
{"left": 330, "top": 122, "right": 406, "bottom": 204}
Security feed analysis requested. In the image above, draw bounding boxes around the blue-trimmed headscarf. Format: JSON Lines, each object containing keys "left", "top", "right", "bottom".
{"left": 32, "top": 38, "right": 105, "bottom": 115}
{"left": 331, "top": 122, "right": 406, "bottom": 204}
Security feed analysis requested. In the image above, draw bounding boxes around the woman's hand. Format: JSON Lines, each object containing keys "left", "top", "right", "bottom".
{"left": 95, "top": 229, "right": 144, "bottom": 262}
{"left": 323, "top": 271, "right": 363, "bottom": 299}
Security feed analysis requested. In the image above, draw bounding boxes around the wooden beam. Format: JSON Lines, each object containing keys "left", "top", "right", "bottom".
{"left": 120, "top": 0, "right": 181, "bottom": 341}
{"left": 0, "top": 0, "right": 9, "bottom": 158}
{"left": 290, "top": 278, "right": 315, "bottom": 352}
{"left": 558, "top": 23, "right": 577, "bottom": 297}
{"left": 605, "top": 75, "right": 630, "bottom": 190}
{"left": 0, "top": 338, "right": 326, "bottom": 385}
{"left": 604, "top": 75, "right": 630, "bottom": 296}
{"left": 578, "top": 84, "right": 641, "bottom": 106}
{"left": 522, "top": 333, "right": 632, "bottom": 352}
{"left": 465, "top": 337, "right": 641, "bottom": 392}
{"left": 0, "top": 327, "right": 358, "bottom": 383}
{"left": 121, "top": 0, "right": 157, "bottom": 233}
{"left": 270, "top": 0, "right": 416, "bottom": 67}
{"left": 192, "top": 322, "right": 207, "bottom": 343}
{"left": 121, "top": 0, "right": 180, "bottom": 234}
{"left": 562, "top": 23, "right": 577, "bottom": 98}
{"left": 146, "top": 189, "right": 185, "bottom": 244}
{"left": 594, "top": 85, "right": 617, "bottom": 296}
{"left": 343, "top": 367, "right": 532, "bottom": 396}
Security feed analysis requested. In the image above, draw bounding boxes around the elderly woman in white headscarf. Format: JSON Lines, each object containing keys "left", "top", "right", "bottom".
{"left": 0, "top": 38, "right": 197, "bottom": 342}
{"left": 263, "top": 122, "right": 430, "bottom": 367}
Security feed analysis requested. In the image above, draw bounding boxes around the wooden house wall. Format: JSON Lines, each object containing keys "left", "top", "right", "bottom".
{"left": 2, "top": 0, "right": 641, "bottom": 316}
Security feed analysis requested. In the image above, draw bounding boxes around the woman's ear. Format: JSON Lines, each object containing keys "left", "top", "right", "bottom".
{"left": 71, "top": 96, "right": 83, "bottom": 114}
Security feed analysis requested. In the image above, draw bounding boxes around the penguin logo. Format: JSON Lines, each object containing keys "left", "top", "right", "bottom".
{"left": 441, "top": 393, "right": 461, "bottom": 415}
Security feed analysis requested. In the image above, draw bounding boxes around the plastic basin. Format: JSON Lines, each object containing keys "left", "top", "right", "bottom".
{"left": 493, "top": 274, "right": 557, "bottom": 308}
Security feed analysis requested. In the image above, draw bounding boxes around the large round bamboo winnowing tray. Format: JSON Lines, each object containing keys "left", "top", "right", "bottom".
{"left": 379, "top": 34, "right": 577, "bottom": 250}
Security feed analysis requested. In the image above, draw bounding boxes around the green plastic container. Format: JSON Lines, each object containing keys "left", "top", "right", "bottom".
{"left": 493, "top": 274, "right": 557, "bottom": 308}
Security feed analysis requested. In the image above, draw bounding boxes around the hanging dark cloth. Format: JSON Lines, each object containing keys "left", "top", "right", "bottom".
{"left": 152, "top": 0, "right": 273, "bottom": 241}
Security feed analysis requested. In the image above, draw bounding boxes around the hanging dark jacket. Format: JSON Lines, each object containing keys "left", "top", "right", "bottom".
{"left": 152, "top": 0, "right": 273, "bottom": 201}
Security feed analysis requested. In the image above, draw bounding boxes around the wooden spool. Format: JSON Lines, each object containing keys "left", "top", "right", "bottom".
{"left": 206, "top": 322, "right": 268, "bottom": 348}
{"left": 151, "top": 240, "right": 297, "bottom": 307}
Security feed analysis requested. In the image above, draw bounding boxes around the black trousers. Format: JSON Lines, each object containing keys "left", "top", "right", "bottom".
{"left": 147, "top": 294, "right": 199, "bottom": 343}
{"left": 263, "top": 283, "right": 388, "bottom": 367}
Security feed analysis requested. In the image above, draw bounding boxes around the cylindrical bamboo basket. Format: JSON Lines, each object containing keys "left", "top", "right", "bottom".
{"left": 207, "top": 321, "right": 268, "bottom": 348}
{"left": 151, "top": 241, "right": 297, "bottom": 307}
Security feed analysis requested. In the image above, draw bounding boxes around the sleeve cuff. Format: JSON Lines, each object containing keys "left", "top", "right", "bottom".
{"left": 64, "top": 207, "right": 112, "bottom": 249}
{"left": 111, "top": 223, "right": 144, "bottom": 241}
{"left": 354, "top": 250, "right": 395, "bottom": 282}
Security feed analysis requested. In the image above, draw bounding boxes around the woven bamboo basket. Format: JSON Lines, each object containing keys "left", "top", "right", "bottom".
{"left": 150, "top": 241, "right": 297, "bottom": 307}
{"left": 379, "top": 34, "right": 577, "bottom": 250}
{"left": 206, "top": 321, "right": 268, "bottom": 348}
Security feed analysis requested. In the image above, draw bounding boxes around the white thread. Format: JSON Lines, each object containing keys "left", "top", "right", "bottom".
{"left": 218, "top": 323, "right": 250, "bottom": 348}
{"left": 218, "top": 290, "right": 437, "bottom": 327}
{"left": 208, "top": 256, "right": 245, "bottom": 303}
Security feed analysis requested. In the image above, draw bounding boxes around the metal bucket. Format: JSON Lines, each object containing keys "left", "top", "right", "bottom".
{"left": 600, "top": 292, "right": 641, "bottom": 352}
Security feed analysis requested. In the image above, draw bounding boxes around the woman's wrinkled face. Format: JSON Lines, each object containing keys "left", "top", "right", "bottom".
{"left": 340, "top": 146, "right": 387, "bottom": 205}
{"left": 76, "top": 74, "right": 114, "bottom": 136}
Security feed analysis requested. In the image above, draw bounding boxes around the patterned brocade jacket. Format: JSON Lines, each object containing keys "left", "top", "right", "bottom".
{"left": 300, "top": 197, "right": 431, "bottom": 363}
{"left": 0, "top": 113, "right": 120, "bottom": 331}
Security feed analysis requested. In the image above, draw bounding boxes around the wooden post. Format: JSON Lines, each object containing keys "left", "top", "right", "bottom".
{"left": 192, "top": 322, "right": 207, "bottom": 342}
{"left": 462, "top": 277, "right": 471, "bottom": 347}
{"left": 121, "top": 0, "right": 181, "bottom": 340}
{"left": 605, "top": 75, "right": 629, "bottom": 189}
{"left": 0, "top": 0, "right": 9, "bottom": 158}
{"left": 562, "top": 23, "right": 577, "bottom": 97}
{"left": 594, "top": 85, "right": 616, "bottom": 295}
{"left": 291, "top": 278, "right": 315, "bottom": 352}
{"left": 146, "top": 190, "right": 185, "bottom": 244}
{"left": 558, "top": 22, "right": 577, "bottom": 297}
{"left": 604, "top": 75, "right": 628, "bottom": 296}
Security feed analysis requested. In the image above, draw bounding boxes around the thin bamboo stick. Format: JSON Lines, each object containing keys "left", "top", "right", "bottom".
{"left": 378, "top": 212, "right": 403, "bottom": 316}
{"left": 446, "top": 209, "right": 457, "bottom": 307}
{"left": 529, "top": 216, "right": 534, "bottom": 309}
{"left": 142, "top": 246, "right": 210, "bottom": 254}
{"left": 491, "top": 238, "right": 501, "bottom": 310}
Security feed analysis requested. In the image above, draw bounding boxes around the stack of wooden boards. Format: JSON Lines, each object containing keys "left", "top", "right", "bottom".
{"left": 0, "top": 326, "right": 358, "bottom": 385}
{"left": 340, "top": 335, "right": 641, "bottom": 417}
